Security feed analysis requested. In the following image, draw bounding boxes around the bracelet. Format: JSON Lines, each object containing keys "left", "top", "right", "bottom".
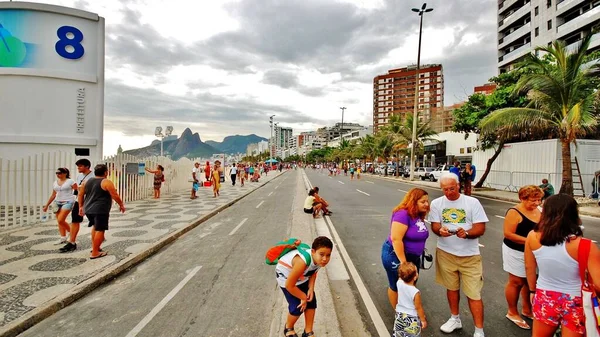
{"left": 529, "top": 290, "right": 536, "bottom": 294}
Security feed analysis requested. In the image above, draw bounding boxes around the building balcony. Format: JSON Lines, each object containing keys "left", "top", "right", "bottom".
{"left": 566, "top": 32, "right": 600, "bottom": 53}
{"left": 499, "top": 2, "right": 530, "bottom": 32}
{"left": 499, "top": 0, "right": 520, "bottom": 15}
{"left": 499, "top": 22, "right": 531, "bottom": 49}
{"left": 499, "top": 42, "right": 531, "bottom": 67}
{"left": 556, "top": 0, "right": 586, "bottom": 16}
{"left": 558, "top": 6, "right": 600, "bottom": 39}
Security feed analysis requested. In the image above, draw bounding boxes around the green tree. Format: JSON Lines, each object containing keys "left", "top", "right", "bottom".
{"left": 356, "top": 134, "right": 376, "bottom": 167}
{"left": 374, "top": 131, "right": 395, "bottom": 175}
{"left": 480, "top": 35, "right": 598, "bottom": 195}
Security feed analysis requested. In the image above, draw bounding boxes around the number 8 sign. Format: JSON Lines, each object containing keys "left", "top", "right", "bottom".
{"left": 55, "top": 26, "right": 84, "bottom": 60}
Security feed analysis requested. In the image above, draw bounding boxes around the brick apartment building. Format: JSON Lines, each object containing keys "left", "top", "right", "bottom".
{"left": 373, "top": 64, "right": 444, "bottom": 133}
{"left": 474, "top": 83, "right": 497, "bottom": 95}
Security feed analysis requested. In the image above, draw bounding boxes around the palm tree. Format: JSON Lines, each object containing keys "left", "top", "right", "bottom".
{"left": 375, "top": 131, "right": 395, "bottom": 175}
{"left": 480, "top": 35, "right": 598, "bottom": 195}
{"left": 357, "top": 134, "right": 376, "bottom": 168}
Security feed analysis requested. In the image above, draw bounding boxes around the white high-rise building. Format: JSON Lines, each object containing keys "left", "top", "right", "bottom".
{"left": 498, "top": 0, "right": 600, "bottom": 73}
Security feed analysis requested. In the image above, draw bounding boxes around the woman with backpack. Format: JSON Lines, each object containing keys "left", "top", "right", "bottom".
{"left": 145, "top": 165, "right": 165, "bottom": 199}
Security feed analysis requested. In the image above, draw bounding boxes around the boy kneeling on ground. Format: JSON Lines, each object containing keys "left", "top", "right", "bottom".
{"left": 276, "top": 236, "right": 333, "bottom": 337}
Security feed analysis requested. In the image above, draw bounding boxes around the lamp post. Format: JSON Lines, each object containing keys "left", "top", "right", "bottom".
{"left": 154, "top": 126, "right": 173, "bottom": 157}
{"left": 269, "top": 115, "right": 275, "bottom": 164}
{"left": 409, "top": 3, "right": 433, "bottom": 181}
{"left": 339, "top": 106, "right": 347, "bottom": 169}
{"left": 274, "top": 122, "right": 279, "bottom": 161}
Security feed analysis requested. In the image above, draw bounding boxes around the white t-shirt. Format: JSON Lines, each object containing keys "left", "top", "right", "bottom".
{"left": 395, "top": 281, "right": 419, "bottom": 316}
{"left": 76, "top": 172, "right": 93, "bottom": 186}
{"left": 53, "top": 179, "right": 76, "bottom": 202}
{"left": 275, "top": 249, "right": 320, "bottom": 287}
{"left": 428, "top": 194, "right": 489, "bottom": 256}
{"left": 304, "top": 196, "right": 315, "bottom": 209}
{"left": 192, "top": 167, "right": 199, "bottom": 180}
{"left": 230, "top": 166, "right": 237, "bottom": 175}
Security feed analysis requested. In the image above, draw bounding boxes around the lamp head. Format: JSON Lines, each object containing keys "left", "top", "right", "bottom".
{"left": 155, "top": 126, "right": 163, "bottom": 137}
{"left": 412, "top": 8, "right": 419, "bottom": 12}
{"left": 422, "top": 3, "right": 427, "bottom": 10}
{"left": 425, "top": 8, "right": 433, "bottom": 12}
{"left": 165, "top": 126, "right": 173, "bottom": 136}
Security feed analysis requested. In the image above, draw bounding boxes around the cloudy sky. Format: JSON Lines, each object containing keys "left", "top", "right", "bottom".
{"left": 39, "top": 0, "right": 497, "bottom": 155}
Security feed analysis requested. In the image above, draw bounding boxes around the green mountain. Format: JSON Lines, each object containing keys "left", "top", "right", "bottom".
{"left": 124, "top": 128, "right": 219, "bottom": 159}
{"left": 206, "top": 134, "right": 268, "bottom": 154}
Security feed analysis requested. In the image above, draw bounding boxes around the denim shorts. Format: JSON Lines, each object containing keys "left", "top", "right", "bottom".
{"left": 54, "top": 201, "right": 74, "bottom": 212}
{"left": 381, "top": 240, "right": 421, "bottom": 291}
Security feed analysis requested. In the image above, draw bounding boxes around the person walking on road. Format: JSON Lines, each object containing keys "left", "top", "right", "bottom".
{"left": 191, "top": 162, "right": 200, "bottom": 199}
{"left": 145, "top": 164, "right": 164, "bottom": 199}
{"left": 525, "top": 194, "right": 600, "bottom": 337}
{"left": 211, "top": 161, "right": 221, "bottom": 197}
{"left": 78, "top": 164, "right": 125, "bottom": 259}
{"left": 43, "top": 167, "right": 78, "bottom": 245}
{"left": 60, "top": 159, "right": 93, "bottom": 253}
{"left": 428, "top": 173, "right": 489, "bottom": 337}
{"left": 230, "top": 163, "right": 237, "bottom": 186}
{"left": 382, "top": 188, "right": 430, "bottom": 309}
{"left": 502, "top": 185, "right": 543, "bottom": 330}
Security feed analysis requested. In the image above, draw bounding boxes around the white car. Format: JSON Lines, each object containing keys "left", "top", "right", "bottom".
{"left": 418, "top": 167, "right": 436, "bottom": 180}
{"left": 429, "top": 165, "right": 450, "bottom": 182}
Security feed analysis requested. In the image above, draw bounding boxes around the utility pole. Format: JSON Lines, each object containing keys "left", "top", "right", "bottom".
{"left": 339, "top": 107, "right": 346, "bottom": 144}
{"left": 409, "top": 3, "right": 433, "bottom": 181}
{"left": 269, "top": 115, "right": 275, "bottom": 165}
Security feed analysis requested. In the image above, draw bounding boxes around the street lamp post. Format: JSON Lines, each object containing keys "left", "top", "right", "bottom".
{"left": 339, "top": 106, "right": 347, "bottom": 169}
{"left": 409, "top": 3, "right": 433, "bottom": 181}
{"left": 154, "top": 126, "right": 173, "bottom": 157}
{"left": 269, "top": 115, "right": 275, "bottom": 164}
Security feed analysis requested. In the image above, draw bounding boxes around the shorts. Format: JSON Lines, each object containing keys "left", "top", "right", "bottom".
{"left": 533, "top": 289, "right": 584, "bottom": 334}
{"left": 280, "top": 281, "right": 317, "bottom": 316}
{"left": 435, "top": 248, "right": 483, "bottom": 300}
{"left": 303, "top": 208, "right": 313, "bottom": 214}
{"left": 502, "top": 243, "right": 526, "bottom": 278}
{"left": 381, "top": 240, "right": 422, "bottom": 292}
{"left": 393, "top": 312, "right": 422, "bottom": 337}
{"left": 54, "top": 200, "right": 74, "bottom": 212}
{"left": 71, "top": 202, "right": 84, "bottom": 223}
{"left": 192, "top": 182, "right": 199, "bottom": 191}
{"left": 87, "top": 214, "right": 110, "bottom": 231}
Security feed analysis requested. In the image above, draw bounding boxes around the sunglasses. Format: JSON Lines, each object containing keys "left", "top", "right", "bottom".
{"left": 56, "top": 172, "right": 65, "bottom": 175}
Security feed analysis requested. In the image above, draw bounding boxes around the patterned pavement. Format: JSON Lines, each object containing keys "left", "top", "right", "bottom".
{"left": 0, "top": 171, "right": 284, "bottom": 329}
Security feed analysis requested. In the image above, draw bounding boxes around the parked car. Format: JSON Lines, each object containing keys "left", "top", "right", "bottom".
{"left": 418, "top": 167, "right": 436, "bottom": 180}
{"left": 429, "top": 165, "right": 450, "bottom": 182}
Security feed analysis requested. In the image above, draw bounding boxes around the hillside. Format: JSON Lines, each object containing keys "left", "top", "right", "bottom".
{"left": 124, "top": 128, "right": 219, "bottom": 159}
{"left": 206, "top": 134, "right": 268, "bottom": 154}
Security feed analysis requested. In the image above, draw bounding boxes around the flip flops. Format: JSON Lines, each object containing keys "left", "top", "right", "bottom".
{"left": 506, "top": 315, "right": 531, "bottom": 329}
{"left": 90, "top": 251, "right": 108, "bottom": 260}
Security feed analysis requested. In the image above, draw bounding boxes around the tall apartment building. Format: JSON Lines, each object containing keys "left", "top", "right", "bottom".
{"left": 373, "top": 64, "right": 444, "bottom": 133}
{"left": 498, "top": 0, "right": 600, "bottom": 73}
{"left": 275, "top": 126, "right": 293, "bottom": 150}
{"left": 474, "top": 83, "right": 498, "bottom": 95}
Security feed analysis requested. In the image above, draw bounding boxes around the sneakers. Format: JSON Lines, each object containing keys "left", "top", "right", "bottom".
{"left": 440, "top": 317, "right": 462, "bottom": 333}
{"left": 59, "top": 242, "right": 77, "bottom": 253}
{"left": 473, "top": 331, "right": 484, "bottom": 337}
{"left": 54, "top": 238, "right": 68, "bottom": 245}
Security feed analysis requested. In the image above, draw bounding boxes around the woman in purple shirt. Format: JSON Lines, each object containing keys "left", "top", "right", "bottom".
{"left": 381, "top": 188, "right": 430, "bottom": 308}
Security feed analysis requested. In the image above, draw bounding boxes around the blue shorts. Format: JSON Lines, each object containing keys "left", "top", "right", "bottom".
{"left": 381, "top": 240, "right": 422, "bottom": 292}
{"left": 54, "top": 201, "right": 74, "bottom": 212}
{"left": 280, "top": 281, "right": 317, "bottom": 316}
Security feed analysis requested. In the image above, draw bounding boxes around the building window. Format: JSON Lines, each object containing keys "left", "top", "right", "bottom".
{"left": 460, "top": 148, "right": 465, "bottom": 154}
{"left": 467, "top": 147, "right": 472, "bottom": 154}
{"left": 535, "top": 27, "right": 539, "bottom": 36}
{"left": 546, "top": 0, "right": 551, "bottom": 8}
{"left": 547, "top": 19, "right": 552, "bottom": 30}
{"left": 535, "top": 6, "right": 539, "bottom": 15}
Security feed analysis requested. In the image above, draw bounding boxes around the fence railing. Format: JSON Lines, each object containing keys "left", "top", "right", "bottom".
{"left": 482, "top": 170, "right": 599, "bottom": 198}
{"left": 0, "top": 152, "right": 198, "bottom": 230}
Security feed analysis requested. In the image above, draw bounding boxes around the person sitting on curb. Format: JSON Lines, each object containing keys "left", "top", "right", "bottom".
{"left": 312, "top": 187, "right": 332, "bottom": 216}
{"left": 303, "top": 189, "right": 323, "bottom": 218}
{"left": 538, "top": 179, "right": 554, "bottom": 201}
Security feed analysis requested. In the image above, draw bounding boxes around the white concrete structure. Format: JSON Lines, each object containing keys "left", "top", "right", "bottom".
{"left": 472, "top": 139, "right": 600, "bottom": 194}
{"left": 328, "top": 126, "right": 373, "bottom": 148}
{"left": 498, "top": 0, "right": 600, "bottom": 73}
{"left": 0, "top": 2, "right": 105, "bottom": 160}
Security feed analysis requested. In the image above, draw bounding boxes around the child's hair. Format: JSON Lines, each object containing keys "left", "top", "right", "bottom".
{"left": 399, "top": 262, "right": 418, "bottom": 282}
{"left": 308, "top": 189, "right": 316, "bottom": 196}
{"left": 312, "top": 236, "right": 333, "bottom": 250}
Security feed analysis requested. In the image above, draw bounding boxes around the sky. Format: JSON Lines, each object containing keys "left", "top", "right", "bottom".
{"left": 37, "top": 0, "right": 498, "bottom": 156}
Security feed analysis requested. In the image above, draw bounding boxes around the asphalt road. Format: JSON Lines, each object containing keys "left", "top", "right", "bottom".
{"left": 21, "top": 174, "right": 297, "bottom": 337}
{"left": 304, "top": 169, "right": 600, "bottom": 337}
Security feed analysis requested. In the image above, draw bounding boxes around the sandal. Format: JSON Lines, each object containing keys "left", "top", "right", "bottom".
{"left": 283, "top": 327, "right": 298, "bottom": 337}
{"left": 522, "top": 313, "right": 534, "bottom": 320}
{"left": 505, "top": 314, "right": 531, "bottom": 330}
{"left": 90, "top": 251, "right": 108, "bottom": 260}
{"left": 302, "top": 332, "right": 314, "bottom": 337}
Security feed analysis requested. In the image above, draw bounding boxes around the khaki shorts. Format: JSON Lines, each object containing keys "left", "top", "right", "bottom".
{"left": 435, "top": 248, "right": 483, "bottom": 300}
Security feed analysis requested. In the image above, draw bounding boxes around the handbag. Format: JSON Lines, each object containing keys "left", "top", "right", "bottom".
{"left": 421, "top": 248, "right": 433, "bottom": 270}
{"left": 578, "top": 238, "right": 600, "bottom": 337}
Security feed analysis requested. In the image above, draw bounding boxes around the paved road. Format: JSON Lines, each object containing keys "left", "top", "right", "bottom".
{"left": 21, "top": 174, "right": 298, "bottom": 337}
{"left": 304, "top": 169, "right": 600, "bottom": 337}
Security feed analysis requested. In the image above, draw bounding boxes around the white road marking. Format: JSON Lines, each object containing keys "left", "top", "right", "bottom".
{"left": 365, "top": 181, "right": 374, "bottom": 184}
{"left": 338, "top": 181, "right": 345, "bottom": 185}
{"left": 125, "top": 266, "right": 202, "bottom": 337}
{"left": 397, "top": 189, "right": 409, "bottom": 193}
{"left": 256, "top": 201, "right": 265, "bottom": 209}
{"left": 495, "top": 215, "right": 505, "bottom": 219}
{"left": 229, "top": 218, "right": 248, "bottom": 236}
{"left": 268, "top": 192, "right": 273, "bottom": 197}
{"left": 356, "top": 189, "right": 370, "bottom": 196}
{"left": 274, "top": 185, "right": 279, "bottom": 190}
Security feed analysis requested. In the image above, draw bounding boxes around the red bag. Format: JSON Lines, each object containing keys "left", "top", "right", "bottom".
{"left": 265, "top": 238, "right": 311, "bottom": 265}
{"left": 203, "top": 181, "right": 212, "bottom": 187}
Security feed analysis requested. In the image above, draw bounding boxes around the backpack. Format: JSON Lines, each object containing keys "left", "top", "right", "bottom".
{"left": 265, "top": 238, "right": 311, "bottom": 266}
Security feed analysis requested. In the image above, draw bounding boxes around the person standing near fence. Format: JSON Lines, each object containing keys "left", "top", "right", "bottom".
{"left": 60, "top": 159, "right": 93, "bottom": 253}
{"left": 145, "top": 165, "right": 164, "bottom": 199}
{"left": 43, "top": 167, "right": 77, "bottom": 245}
{"left": 79, "top": 164, "right": 125, "bottom": 259}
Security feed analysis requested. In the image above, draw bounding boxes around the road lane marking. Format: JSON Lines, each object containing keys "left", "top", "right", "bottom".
{"left": 356, "top": 189, "right": 370, "bottom": 196}
{"left": 365, "top": 181, "right": 374, "bottom": 184}
{"left": 495, "top": 215, "right": 505, "bottom": 219}
{"left": 338, "top": 181, "right": 345, "bottom": 184}
{"left": 256, "top": 201, "right": 265, "bottom": 209}
{"left": 397, "top": 189, "right": 409, "bottom": 193}
{"left": 229, "top": 218, "right": 248, "bottom": 236}
{"left": 126, "top": 266, "right": 202, "bottom": 337}
{"left": 274, "top": 185, "right": 279, "bottom": 190}
{"left": 268, "top": 192, "right": 273, "bottom": 197}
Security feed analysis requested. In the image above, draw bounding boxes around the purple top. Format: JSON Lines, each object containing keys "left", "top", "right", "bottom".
{"left": 387, "top": 209, "right": 430, "bottom": 255}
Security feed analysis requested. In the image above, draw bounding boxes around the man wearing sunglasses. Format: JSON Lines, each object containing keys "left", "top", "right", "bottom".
{"left": 60, "top": 159, "right": 93, "bottom": 253}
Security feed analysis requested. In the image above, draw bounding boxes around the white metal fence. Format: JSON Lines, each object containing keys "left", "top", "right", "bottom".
{"left": 0, "top": 152, "right": 197, "bottom": 229}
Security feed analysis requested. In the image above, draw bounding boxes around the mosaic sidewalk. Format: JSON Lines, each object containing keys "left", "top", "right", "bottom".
{"left": 0, "top": 171, "right": 284, "bottom": 330}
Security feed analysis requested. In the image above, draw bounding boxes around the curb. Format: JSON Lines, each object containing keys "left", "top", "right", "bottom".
{"left": 0, "top": 171, "right": 288, "bottom": 337}
{"left": 364, "top": 173, "right": 600, "bottom": 218}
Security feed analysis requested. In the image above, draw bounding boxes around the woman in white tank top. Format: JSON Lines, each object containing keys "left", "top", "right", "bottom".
{"left": 43, "top": 167, "right": 77, "bottom": 245}
{"left": 524, "top": 194, "right": 600, "bottom": 337}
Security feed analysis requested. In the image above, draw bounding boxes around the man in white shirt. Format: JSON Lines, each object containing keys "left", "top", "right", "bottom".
{"left": 230, "top": 164, "right": 237, "bottom": 186}
{"left": 428, "top": 173, "right": 489, "bottom": 337}
{"left": 191, "top": 162, "right": 200, "bottom": 199}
